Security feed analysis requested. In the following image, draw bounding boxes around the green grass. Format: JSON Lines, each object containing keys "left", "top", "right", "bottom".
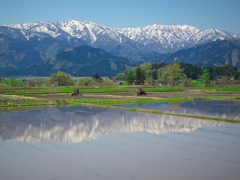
{"left": 1, "top": 95, "right": 236, "bottom": 111}
{"left": 122, "top": 81, "right": 128, "bottom": 86}
{"left": 0, "top": 97, "right": 57, "bottom": 108}
{"left": 152, "top": 110, "right": 161, "bottom": 114}
{"left": 130, "top": 108, "right": 137, "bottom": 111}
{"left": 145, "top": 87, "right": 181, "bottom": 92}
{"left": 0, "top": 86, "right": 183, "bottom": 95}
{"left": 215, "top": 87, "right": 240, "bottom": 92}
{"left": 69, "top": 97, "right": 192, "bottom": 107}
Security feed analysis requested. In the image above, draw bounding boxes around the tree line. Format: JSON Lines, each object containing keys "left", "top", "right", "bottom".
{"left": 0, "top": 72, "right": 114, "bottom": 87}
{"left": 115, "top": 62, "right": 240, "bottom": 86}
{"left": 1, "top": 62, "right": 240, "bottom": 87}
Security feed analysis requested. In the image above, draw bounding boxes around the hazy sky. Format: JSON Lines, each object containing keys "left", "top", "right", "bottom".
{"left": 1, "top": 0, "right": 240, "bottom": 34}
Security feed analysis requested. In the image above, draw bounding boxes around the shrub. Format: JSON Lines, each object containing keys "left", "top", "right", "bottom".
{"left": 191, "top": 80, "right": 201, "bottom": 87}
{"left": 77, "top": 78, "right": 98, "bottom": 86}
{"left": 122, "top": 81, "right": 128, "bottom": 86}
{"left": 50, "top": 71, "right": 74, "bottom": 86}
{"left": 4, "top": 78, "right": 23, "bottom": 87}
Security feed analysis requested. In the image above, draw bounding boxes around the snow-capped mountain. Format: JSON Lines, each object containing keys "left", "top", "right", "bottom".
{"left": 4, "top": 19, "right": 240, "bottom": 54}
{"left": 0, "top": 19, "right": 240, "bottom": 73}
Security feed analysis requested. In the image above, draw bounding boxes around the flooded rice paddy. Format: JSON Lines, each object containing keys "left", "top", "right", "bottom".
{"left": 0, "top": 101, "right": 240, "bottom": 180}
{"left": 116, "top": 100, "right": 240, "bottom": 119}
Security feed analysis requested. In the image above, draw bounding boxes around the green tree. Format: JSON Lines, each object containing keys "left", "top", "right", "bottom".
{"left": 183, "top": 77, "right": 192, "bottom": 87}
{"left": 201, "top": 69, "right": 210, "bottom": 87}
{"left": 157, "top": 66, "right": 167, "bottom": 85}
{"left": 93, "top": 74, "right": 103, "bottom": 83}
{"left": 93, "top": 74, "right": 101, "bottom": 80}
{"left": 114, "top": 73, "right": 126, "bottom": 81}
{"left": 234, "top": 71, "right": 239, "bottom": 80}
{"left": 135, "top": 66, "right": 146, "bottom": 84}
{"left": 4, "top": 78, "right": 23, "bottom": 87}
{"left": 126, "top": 69, "right": 135, "bottom": 85}
{"left": 50, "top": 71, "right": 74, "bottom": 86}
{"left": 166, "top": 63, "right": 183, "bottom": 86}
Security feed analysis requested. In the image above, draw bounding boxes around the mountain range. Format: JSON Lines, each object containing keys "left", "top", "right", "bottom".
{"left": 9, "top": 46, "right": 136, "bottom": 76}
{"left": 1, "top": 20, "right": 240, "bottom": 76}
{"left": 162, "top": 39, "right": 240, "bottom": 67}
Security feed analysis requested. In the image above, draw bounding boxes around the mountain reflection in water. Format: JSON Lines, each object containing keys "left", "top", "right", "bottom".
{"left": 0, "top": 106, "right": 223, "bottom": 142}
{"left": 116, "top": 100, "right": 240, "bottom": 119}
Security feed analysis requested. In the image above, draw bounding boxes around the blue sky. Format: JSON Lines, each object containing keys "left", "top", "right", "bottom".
{"left": 1, "top": 0, "right": 240, "bottom": 34}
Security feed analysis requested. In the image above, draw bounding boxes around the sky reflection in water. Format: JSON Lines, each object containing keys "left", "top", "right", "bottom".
{"left": 0, "top": 106, "right": 240, "bottom": 180}
{"left": 116, "top": 100, "right": 240, "bottom": 119}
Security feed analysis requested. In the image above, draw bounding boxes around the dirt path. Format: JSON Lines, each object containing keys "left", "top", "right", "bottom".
{"left": 0, "top": 94, "right": 38, "bottom": 99}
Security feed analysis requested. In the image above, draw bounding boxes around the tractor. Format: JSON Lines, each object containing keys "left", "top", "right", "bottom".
{"left": 71, "top": 89, "right": 80, "bottom": 96}
{"left": 136, "top": 88, "right": 147, "bottom": 96}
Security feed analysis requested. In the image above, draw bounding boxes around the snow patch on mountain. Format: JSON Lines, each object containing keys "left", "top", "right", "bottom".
{"left": 2, "top": 20, "right": 240, "bottom": 54}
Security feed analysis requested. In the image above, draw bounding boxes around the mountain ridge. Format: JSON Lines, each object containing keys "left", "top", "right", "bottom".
{"left": 1, "top": 19, "right": 240, "bottom": 75}
{"left": 7, "top": 39, "right": 240, "bottom": 77}
{"left": 3, "top": 19, "right": 240, "bottom": 55}
{"left": 162, "top": 39, "right": 240, "bottom": 67}
{"left": 7, "top": 46, "right": 136, "bottom": 76}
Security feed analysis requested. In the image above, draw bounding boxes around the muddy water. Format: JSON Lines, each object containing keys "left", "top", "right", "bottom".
{"left": 0, "top": 106, "right": 240, "bottom": 180}
{"left": 116, "top": 100, "right": 240, "bottom": 119}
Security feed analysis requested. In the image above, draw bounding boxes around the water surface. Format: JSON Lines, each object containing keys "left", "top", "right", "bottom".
{"left": 116, "top": 100, "right": 240, "bottom": 119}
{"left": 0, "top": 106, "right": 240, "bottom": 180}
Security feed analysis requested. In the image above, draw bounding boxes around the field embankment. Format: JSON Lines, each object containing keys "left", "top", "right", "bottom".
{"left": 0, "top": 86, "right": 240, "bottom": 122}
